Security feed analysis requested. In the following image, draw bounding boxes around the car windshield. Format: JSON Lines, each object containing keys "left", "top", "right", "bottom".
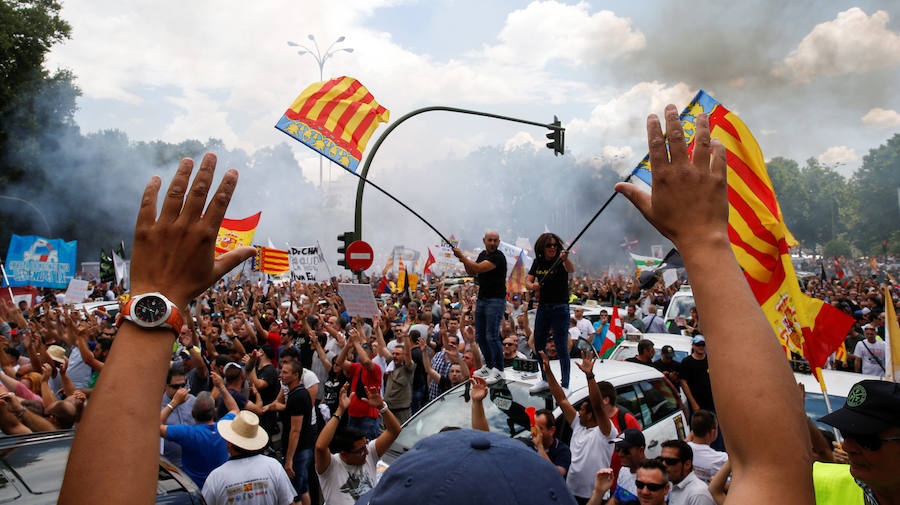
{"left": 384, "top": 380, "right": 554, "bottom": 463}
{"left": 609, "top": 346, "right": 689, "bottom": 363}
{"left": 805, "top": 392, "right": 847, "bottom": 430}
{"left": 667, "top": 296, "right": 694, "bottom": 320}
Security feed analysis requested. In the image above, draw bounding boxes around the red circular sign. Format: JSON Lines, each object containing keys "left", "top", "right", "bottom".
{"left": 345, "top": 240, "right": 374, "bottom": 272}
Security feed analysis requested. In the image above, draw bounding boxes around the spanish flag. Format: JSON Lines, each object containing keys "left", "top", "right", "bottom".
{"left": 275, "top": 77, "right": 390, "bottom": 173}
{"left": 256, "top": 246, "right": 290, "bottom": 275}
{"left": 632, "top": 91, "right": 853, "bottom": 376}
{"left": 215, "top": 212, "right": 261, "bottom": 256}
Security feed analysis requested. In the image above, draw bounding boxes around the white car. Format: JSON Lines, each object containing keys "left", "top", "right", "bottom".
{"left": 664, "top": 285, "right": 694, "bottom": 326}
{"left": 378, "top": 359, "right": 688, "bottom": 476}
{"left": 793, "top": 367, "right": 880, "bottom": 431}
{"left": 527, "top": 303, "right": 617, "bottom": 330}
{"left": 607, "top": 333, "right": 694, "bottom": 363}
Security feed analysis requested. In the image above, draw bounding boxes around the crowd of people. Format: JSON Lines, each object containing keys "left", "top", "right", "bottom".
{"left": 0, "top": 109, "right": 893, "bottom": 505}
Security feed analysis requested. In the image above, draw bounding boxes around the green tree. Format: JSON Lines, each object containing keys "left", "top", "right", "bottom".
{"left": 849, "top": 134, "right": 900, "bottom": 252}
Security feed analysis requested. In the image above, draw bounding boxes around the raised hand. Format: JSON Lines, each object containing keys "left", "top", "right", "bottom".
{"left": 593, "top": 468, "right": 615, "bottom": 496}
{"left": 129, "top": 154, "right": 257, "bottom": 310}
{"left": 614, "top": 107, "right": 728, "bottom": 256}
{"left": 338, "top": 383, "right": 351, "bottom": 412}
{"left": 470, "top": 376, "right": 488, "bottom": 402}
{"left": 577, "top": 352, "right": 595, "bottom": 376}
{"left": 172, "top": 387, "right": 189, "bottom": 406}
{"left": 364, "top": 385, "right": 385, "bottom": 409}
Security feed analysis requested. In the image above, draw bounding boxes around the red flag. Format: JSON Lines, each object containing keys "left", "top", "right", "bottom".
{"left": 424, "top": 248, "right": 436, "bottom": 275}
{"left": 599, "top": 305, "right": 623, "bottom": 356}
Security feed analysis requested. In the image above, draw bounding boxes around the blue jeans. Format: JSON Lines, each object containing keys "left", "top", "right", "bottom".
{"left": 533, "top": 303, "right": 571, "bottom": 388}
{"left": 475, "top": 298, "right": 506, "bottom": 370}
{"left": 287, "top": 447, "right": 313, "bottom": 497}
{"left": 348, "top": 415, "right": 380, "bottom": 441}
{"left": 410, "top": 385, "right": 427, "bottom": 414}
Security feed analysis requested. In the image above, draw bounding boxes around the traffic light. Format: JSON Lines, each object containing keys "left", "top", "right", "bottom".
{"left": 337, "top": 231, "right": 357, "bottom": 269}
{"left": 883, "top": 241, "right": 888, "bottom": 256}
{"left": 546, "top": 115, "right": 564, "bottom": 156}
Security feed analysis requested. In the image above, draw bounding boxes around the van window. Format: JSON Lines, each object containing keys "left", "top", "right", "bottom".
{"left": 637, "top": 379, "right": 680, "bottom": 426}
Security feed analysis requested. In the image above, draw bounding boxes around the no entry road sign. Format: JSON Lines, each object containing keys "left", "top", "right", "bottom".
{"left": 345, "top": 240, "right": 374, "bottom": 272}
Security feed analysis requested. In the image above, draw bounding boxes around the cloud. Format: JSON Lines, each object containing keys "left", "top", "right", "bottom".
{"left": 503, "top": 131, "right": 544, "bottom": 152}
{"left": 478, "top": 1, "right": 645, "bottom": 68}
{"left": 861, "top": 107, "right": 900, "bottom": 129}
{"left": 567, "top": 81, "right": 695, "bottom": 144}
{"left": 780, "top": 8, "right": 900, "bottom": 83}
{"left": 818, "top": 145, "right": 858, "bottom": 166}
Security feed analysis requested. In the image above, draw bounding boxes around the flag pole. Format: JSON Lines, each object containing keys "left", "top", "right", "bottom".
{"left": 816, "top": 369, "right": 842, "bottom": 443}
{"left": 0, "top": 262, "right": 15, "bottom": 304}
{"left": 537, "top": 175, "right": 633, "bottom": 287}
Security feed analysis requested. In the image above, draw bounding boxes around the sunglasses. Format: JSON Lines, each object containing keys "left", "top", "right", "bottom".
{"left": 659, "top": 457, "right": 683, "bottom": 466}
{"left": 168, "top": 383, "right": 186, "bottom": 388}
{"left": 635, "top": 480, "right": 666, "bottom": 492}
{"left": 503, "top": 342, "right": 516, "bottom": 347}
{"left": 841, "top": 431, "right": 900, "bottom": 451}
{"left": 546, "top": 243, "right": 559, "bottom": 248}
{"left": 694, "top": 342, "right": 706, "bottom": 347}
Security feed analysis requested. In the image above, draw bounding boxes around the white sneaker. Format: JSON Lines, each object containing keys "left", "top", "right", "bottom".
{"left": 484, "top": 368, "right": 504, "bottom": 385}
{"left": 473, "top": 366, "right": 491, "bottom": 379}
{"left": 529, "top": 380, "right": 550, "bottom": 393}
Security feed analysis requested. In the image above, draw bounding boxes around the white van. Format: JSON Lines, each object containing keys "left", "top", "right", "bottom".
{"left": 378, "top": 359, "right": 688, "bottom": 473}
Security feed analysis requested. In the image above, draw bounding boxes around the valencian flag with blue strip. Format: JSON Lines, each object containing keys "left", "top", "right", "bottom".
{"left": 251, "top": 246, "right": 290, "bottom": 275}
{"left": 631, "top": 90, "right": 854, "bottom": 384}
{"left": 276, "top": 76, "right": 390, "bottom": 173}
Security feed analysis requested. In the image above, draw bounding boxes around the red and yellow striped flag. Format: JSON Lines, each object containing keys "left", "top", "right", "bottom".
{"left": 382, "top": 250, "right": 394, "bottom": 277}
{"left": 275, "top": 76, "right": 389, "bottom": 173}
{"left": 397, "top": 255, "right": 406, "bottom": 292}
{"left": 506, "top": 252, "right": 527, "bottom": 293}
{"left": 215, "top": 212, "right": 261, "bottom": 256}
{"left": 633, "top": 91, "right": 854, "bottom": 378}
{"left": 256, "top": 246, "right": 290, "bottom": 275}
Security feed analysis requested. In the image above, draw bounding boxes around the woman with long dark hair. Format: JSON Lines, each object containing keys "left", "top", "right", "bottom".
{"left": 526, "top": 232, "right": 574, "bottom": 393}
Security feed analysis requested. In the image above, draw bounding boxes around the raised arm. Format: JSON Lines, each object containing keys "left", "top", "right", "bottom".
{"left": 578, "top": 353, "right": 611, "bottom": 436}
{"left": 418, "top": 339, "right": 440, "bottom": 384}
{"left": 453, "top": 248, "right": 497, "bottom": 275}
{"left": 369, "top": 385, "right": 402, "bottom": 457}
{"left": 470, "top": 376, "right": 489, "bottom": 432}
{"left": 59, "top": 154, "right": 256, "bottom": 505}
{"left": 614, "top": 107, "right": 813, "bottom": 503}
{"left": 316, "top": 383, "right": 349, "bottom": 474}
{"left": 540, "top": 351, "right": 575, "bottom": 424}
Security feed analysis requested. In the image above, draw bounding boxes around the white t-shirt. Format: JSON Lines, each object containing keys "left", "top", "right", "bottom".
{"left": 566, "top": 413, "right": 618, "bottom": 499}
{"left": 854, "top": 339, "right": 886, "bottom": 376}
{"left": 568, "top": 327, "right": 581, "bottom": 345}
{"left": 202, "top": 454, "right": 295, "bottom": 505}
{"left": 687, "top": 442, "right": 729, "bottom": 484}
{"left": 575, "top": 318, "right": 594, "bottom": 341}
{"left": 317, "top": 440, "right": 380, "bottom": 505}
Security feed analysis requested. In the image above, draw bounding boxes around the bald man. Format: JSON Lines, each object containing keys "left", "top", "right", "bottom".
{"left": 453, "top": 231, "right": 506, "bottom": 384}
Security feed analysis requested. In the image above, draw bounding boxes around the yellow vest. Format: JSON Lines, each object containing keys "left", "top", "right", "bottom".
{"left": 813, "top": 462, "right": 864, "bottom": 505}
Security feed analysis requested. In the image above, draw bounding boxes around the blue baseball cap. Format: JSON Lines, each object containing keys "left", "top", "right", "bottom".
{"left": 692, "top": 336, "right": 706, "bottom": 345}
{"left": 356, "top": 429, "right": 576, "bottom": 505}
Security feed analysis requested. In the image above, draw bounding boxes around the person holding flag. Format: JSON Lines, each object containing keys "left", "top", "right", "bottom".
{"left": 526, "top": 232, "right": 574, "bottom": 394}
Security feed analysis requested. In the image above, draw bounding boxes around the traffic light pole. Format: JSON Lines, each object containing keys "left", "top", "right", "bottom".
{"left": 352, "top": 106, "right": 564, "bottom": 247}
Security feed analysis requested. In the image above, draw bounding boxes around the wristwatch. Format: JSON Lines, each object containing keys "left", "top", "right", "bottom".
{"left": 117, "top": 292, "right": 183, "bottom": 337}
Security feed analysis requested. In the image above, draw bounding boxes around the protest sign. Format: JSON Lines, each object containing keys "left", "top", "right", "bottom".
{"left": 4, "top": 235, "right": 77, "bottom": 289}
{"left": 64, "top": 279, "right": 91, "bottom": 304}
{"left": 338, "top": 283, "right": 380, "bottom": 318}
{"left": 289, "top": 245, "right": 327, "bottom": 283}
{"left": 499, "top": 241, "right": 534, "bottom": 272}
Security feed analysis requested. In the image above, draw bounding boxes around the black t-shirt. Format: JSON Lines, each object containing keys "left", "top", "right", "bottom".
{"left": 652, "top": 358, "right": 679, "bottom": 376}
{"left": 625, "top": 356, "right": 654, "bottom": 367}
{"left": 322, "top": 374, "right": 347, "bottom": 414}
{"left": 281, "top": 385, "right": 315, "bottom": 451}
{"left": 410, "top": 346, "right": 427, "bottom": 390}
{"left": 528, "top": 257, "right": 568, "bottom": 304}
{"left": 476, "top": 249, "right": 507, "bottom": 299}
{"left": 679, "top": 355, "right": 714, "bottom": 410}
{"left": 216, "top": 387, "right": 248, "bottom": 419}
{"left": 256, "top": 363, "right": 280, "bottom": 405}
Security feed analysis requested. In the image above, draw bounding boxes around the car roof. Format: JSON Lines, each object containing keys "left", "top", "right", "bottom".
{"left": 501, "top": 358, "right": 666, "bottom": 399}
{"left": 793, "top": 369, "right": 881, "bottom": 397}
{"left": 618, "top": 332, "right": 694, "bottom": 351}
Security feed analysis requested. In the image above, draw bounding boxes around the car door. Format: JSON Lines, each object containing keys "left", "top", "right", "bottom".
{"left": 632, "top": 379, "right": 686, "bottom": 457}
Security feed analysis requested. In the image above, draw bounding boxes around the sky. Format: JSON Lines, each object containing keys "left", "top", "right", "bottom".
{"left": 40, "top": 0, "right": 900, "bottom": 268}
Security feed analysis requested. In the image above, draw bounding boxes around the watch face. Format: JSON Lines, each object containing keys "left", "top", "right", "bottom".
{"left": 134, "top": 296, "right": 168, "bottom": 324}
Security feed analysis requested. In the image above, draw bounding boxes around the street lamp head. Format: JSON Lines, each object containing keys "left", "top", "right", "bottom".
{"left": 296, "top": 50, "right": 307, "bottom": 56}
{"left": 287, "top": 41, "right": 298, "bottom": 47}
{"left": 336, "top": 36, "right": 345, "bottom": 42}
{"left": 308, "top": 34, "right": 315, "bottom": 41}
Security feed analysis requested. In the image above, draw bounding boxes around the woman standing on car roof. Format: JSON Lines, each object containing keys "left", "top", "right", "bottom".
{"left": 526, "top": 232, "right": 575, "bottom": 394}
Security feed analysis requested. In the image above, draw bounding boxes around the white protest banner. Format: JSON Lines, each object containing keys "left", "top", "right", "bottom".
{"left": 64, "top": 279, "right": 91, "bottom": 304}
{"left": 289, "top": 244, "right": 328, "bottom": 282}
{"left": 338, "top": 283, "right": 380, "bottom": 318}
{"left": 662, "top": 268, "right": 679, "bottom": 288}
{"left": 499, "top": 240, "right": 534, "bottom": 271}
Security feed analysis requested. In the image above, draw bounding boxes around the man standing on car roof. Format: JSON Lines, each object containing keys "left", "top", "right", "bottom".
{"left": 653, "top": 345, "right": 680, "bottom": 385}
{"left": 454, "top": 231, "right": 506, "bottom": 386}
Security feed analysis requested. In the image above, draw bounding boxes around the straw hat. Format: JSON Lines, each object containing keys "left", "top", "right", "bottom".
{"left": 217, "top": 411, "right": 269, "bottom": 451}
{"left": 46, "top": 345, "right": 67, "bottom": 364}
